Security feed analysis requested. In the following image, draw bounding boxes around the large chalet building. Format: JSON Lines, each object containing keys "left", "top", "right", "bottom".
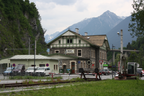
{"left": 47, "top": 29, "right": 110, "bottom": 73}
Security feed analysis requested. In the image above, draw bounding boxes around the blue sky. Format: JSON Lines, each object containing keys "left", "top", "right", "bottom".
{"left": 29, "top": 0, "right": 134, "bottom": 35}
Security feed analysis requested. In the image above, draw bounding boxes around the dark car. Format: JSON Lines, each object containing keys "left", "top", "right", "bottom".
{"left": 12, "top": 64, "right": 25, "bottom": 76}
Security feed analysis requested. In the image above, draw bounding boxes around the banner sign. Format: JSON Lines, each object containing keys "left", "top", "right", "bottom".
{"left": 66, "top": 49, "right": 75, "bottom": 54}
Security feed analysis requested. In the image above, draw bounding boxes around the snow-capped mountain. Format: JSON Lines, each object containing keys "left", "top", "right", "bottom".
{"left": 67, "top": 10, "right": 124, "bottom": 35}
{"left": 45, "top": 31, "right": 60, "bottom": 43}
{"left": 45, "top": 10, "right": 130, "bottom": 48}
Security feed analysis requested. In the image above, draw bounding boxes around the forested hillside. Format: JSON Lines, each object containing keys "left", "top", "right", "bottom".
{"left": 0, "top": 0, "right": 47, "bottom": 58}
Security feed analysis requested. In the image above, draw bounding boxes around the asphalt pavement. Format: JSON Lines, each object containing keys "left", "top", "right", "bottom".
{"left": 0, "top": 74, "right": 144, "bottom": 84}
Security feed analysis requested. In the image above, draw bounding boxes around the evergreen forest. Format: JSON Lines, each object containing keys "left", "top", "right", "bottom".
{"left": 0, "top": 0, "right": 47, "bottom": 59}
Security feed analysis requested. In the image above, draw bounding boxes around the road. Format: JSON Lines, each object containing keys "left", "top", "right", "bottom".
{"left": 0, "top": 74, "right": 144, "bottom": 84}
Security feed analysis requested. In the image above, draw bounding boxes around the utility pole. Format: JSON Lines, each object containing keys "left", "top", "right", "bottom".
{"left": 28, "top": 37, "right": 30, "bottom": 55}
{"left": 112, "top": 44, "right": 115, "bottom": 78}
{"left": 120, "top": 29, "right": 123, "bottom": 74}
{"left": 13, "top": 35, "right": 14, "bottom": 55}
{"left": 112, "top": 44, "right": 113, "bottom": 79}
{"left": 34, "top": 32, "right": 40, "bottom": 73}
{"left": 117, "top": 29, "right": 123, "bottom": 74}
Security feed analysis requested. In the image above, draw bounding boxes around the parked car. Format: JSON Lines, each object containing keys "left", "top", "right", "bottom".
{"left": 108, "top": 69, "right": 112, "bottom": 74}
{"left": 12, "top": 64, "right": 25, "bottom": 76}
{"left": 2, "top": 67, "right": 14, "bottom": 76}
{"left": 137, "top": 68, "right": 142, "bottom": 77}
{"left": 100, "top": 69, "right": 110, "bottom": 75}
{"left": 35, "top": 67, "right": 51, "bottom": 76}
{"left": 142, "top": 70, "right": 144, "bottom": 76}
{"left": 25, "top": 67, "right": 38, "bottom": 76}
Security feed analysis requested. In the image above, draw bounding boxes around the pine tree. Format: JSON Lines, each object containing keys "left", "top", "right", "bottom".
{"left": 129, "top": 0, "right": 144, "bottom": 37}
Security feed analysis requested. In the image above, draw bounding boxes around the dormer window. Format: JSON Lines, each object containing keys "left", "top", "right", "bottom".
{"left": 67, "top": 39, "right": 73, "bottom": 44}
{"left": 59, "top": 40, "right": 61, "bottom": 44}
{"left": 79, "top": 40, "right": 81, "bottom": 44}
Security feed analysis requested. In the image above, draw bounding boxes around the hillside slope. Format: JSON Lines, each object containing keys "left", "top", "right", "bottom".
{"left": 0, "top": 0, "right": 47, "bottom": 58}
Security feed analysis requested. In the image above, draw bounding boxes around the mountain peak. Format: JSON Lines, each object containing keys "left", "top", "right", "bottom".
{"left": 101, "top": 10, "right": 117, "bottom": 17}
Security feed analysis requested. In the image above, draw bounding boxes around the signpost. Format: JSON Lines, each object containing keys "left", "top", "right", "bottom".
{"left": 99, "top": 60, "right": 103, "bottom": 65}
{"left": 12, "top": 63, "right": 15, "bottom": 67}
{"left": 78, "top": 61, "right": 81, "bottom": 64}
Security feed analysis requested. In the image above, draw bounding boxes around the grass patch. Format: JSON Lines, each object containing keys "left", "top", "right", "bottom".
{"left": 9, "top": 76, "right": 62, "bottom": 80}
{"left": 0, "top": 80, "right": 144, "bottom": 96}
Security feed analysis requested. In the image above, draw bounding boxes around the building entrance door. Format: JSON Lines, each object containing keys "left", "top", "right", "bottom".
{"left": 71, "top": 62, "right": 75, "bottom": 74}
{"left": 63, "top": 65, "right": 66, "bottom": 73}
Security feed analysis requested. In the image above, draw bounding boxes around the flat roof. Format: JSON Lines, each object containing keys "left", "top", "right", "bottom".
{"left": 9, "top": 55, "right": 58, "bottom": 60}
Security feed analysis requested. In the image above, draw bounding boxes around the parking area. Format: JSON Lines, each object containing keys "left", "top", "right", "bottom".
{"left": 0, "top": 74, "right": 144, "bottom": 84}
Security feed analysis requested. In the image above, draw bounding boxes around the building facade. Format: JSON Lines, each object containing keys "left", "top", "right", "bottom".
{"left": 0, "top": 55, "right": 59, "bottom": 73}
{"left": 47, "top": 29, "right": 110, "bottom": 73}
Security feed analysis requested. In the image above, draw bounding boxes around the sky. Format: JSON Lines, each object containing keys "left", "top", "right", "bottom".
{"left": 29, "top": 0, "right": 134, "bottom": 36}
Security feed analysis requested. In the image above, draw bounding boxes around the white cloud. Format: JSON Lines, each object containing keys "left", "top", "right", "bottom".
{"left": 29, "top": 0, "right": 134, "bottom": 35}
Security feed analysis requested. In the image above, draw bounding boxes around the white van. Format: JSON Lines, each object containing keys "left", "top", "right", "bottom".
{"left": 25, "top": 67, "right": 38, "bottom": 75}
{"left": 35, "top": 67, "right": 51, "bottom": 76}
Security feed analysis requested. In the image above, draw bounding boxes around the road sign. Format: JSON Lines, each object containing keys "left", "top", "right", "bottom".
{"left": 99, "top": 60, "right": 103, "bottom": 64}
{"left": 92, "top": 64, "right": 94, "bottom": 66}
{"left": 13, "top": 63, "right": 15, "bottom": 67}
{"left": 46, "top": 63, "right": 49, "bottom": 67}
{"left": 78, "top": 61, "right": 81, "bottom": 64}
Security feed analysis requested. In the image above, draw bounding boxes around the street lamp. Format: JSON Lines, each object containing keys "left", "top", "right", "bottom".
{"left": 33, "top": 23, "right": 40, "bottom": 74}
{"left": 34, "top": 32, "right": 40, "bottom": 73}
{"left": 112, "top": 44, "right": 115, "bottom": 78}
{"left": 117, "top": 29, "right": 123, "bottom": 74}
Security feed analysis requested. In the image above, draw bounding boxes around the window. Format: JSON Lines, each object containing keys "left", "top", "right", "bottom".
{"left": 54, "top": 65, "right": 58, "bottom": 70}
{"left": 77, "top": 49, "right": 82, "bottom": 56}
{"left": 59, "top": 40, "right": 61, "bottom": 44}
{"left": 56, "top": 51, "right": 59, "bottom": 53}
{"left": 79, "top": 40, "right": 81, "bottom": 44}
{"left": 39, "top": 64, "right": 45, "bottom": 67}
{"left": 54, "top": 65, "right": 55, "bottom": 70}
{"left": 55, "top": 50, "right": 60, "bottom": 53}
{"left": 67, "top": 39, "right": 73, "bottom": 44}
{"left": 81, "top": 62, "right": 82, "bottom": 68}
{"left": 56, "top": 65, "right": 58, "bottom": 70}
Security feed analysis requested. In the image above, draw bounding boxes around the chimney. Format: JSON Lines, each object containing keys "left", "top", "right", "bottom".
{"left": 75, "top": 28, "right": 79, "bottom": 34}
{"left": 85, "top": 32, "right": 88, "bottom": 36}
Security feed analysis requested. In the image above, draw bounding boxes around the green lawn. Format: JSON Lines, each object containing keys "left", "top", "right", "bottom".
{"left": 0, "top": 79, "right": 144, "bottom": 96}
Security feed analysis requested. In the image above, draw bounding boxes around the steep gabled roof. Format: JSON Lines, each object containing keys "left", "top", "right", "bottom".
{"left": 47, "top": 30, "right": 110, "bottom": 50}
{"left": 83, "top": 35, "right": 110, "bottom": 50}
{"left": 47, "top": 30, "right": 99, "bottom": 47}
{"left": 83, "top": 35, "right": 106, "bottom": 47}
